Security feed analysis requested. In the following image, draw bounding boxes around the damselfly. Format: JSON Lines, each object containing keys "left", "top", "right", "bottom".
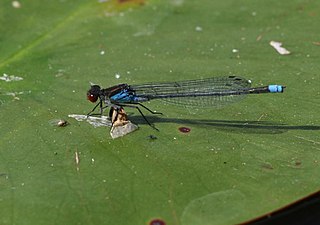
{"left": 87, "top": 76, "right": 285, "bottom": 129}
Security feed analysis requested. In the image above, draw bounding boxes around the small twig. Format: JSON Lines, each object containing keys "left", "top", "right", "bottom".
{"left": 75, "top": 151, "right": 80, "bottom": 171}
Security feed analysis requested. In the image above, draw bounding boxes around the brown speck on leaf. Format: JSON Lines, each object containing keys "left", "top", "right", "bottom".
{"left": 313, "top": 41, "right": 320, "bottom": 46}
{"left": 295, "top": 160, "right": 302, "bottom": 166}
{"left": 57, "top": 119, "right": 69, "bottom": 127}
{"left": 261, "top": 163, "right": 274, "bottom": 170}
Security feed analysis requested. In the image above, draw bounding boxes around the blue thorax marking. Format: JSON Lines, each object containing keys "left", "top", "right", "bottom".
{"left": 110, "top": 89, "right": 146, "bottom": 103}
{"left": 110, "top": 89, "right": 133, "bottom": 103}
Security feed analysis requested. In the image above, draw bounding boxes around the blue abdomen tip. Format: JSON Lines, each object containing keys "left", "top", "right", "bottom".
{"left": 268, "top": 85, "right": 284, "bottom": 93}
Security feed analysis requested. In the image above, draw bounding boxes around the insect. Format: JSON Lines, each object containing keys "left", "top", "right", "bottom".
{"left": 87, "top": 76, "right": 285, "bottom": 129}
{"left": 49, "top": 119, "right": 69, "bottom": 127}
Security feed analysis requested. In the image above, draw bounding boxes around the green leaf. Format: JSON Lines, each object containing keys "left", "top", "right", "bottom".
{"left": 1, "top": 0, "right": 319, "bottom": 224}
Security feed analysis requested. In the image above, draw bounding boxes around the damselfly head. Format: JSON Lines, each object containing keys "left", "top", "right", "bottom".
{"left": 87, "top": 85, "right": 101, "bottom": 103}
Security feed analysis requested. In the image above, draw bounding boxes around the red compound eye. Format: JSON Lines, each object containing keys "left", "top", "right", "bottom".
{"left": 87, "top": 85, "right": 101, "bottom": 103}
{"left": 87, "top": 93, "right": 98, "bottom": 102}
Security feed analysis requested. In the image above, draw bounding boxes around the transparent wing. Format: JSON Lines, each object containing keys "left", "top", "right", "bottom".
{"left": 130, "top": 76, "right": 251, "bottom": 108}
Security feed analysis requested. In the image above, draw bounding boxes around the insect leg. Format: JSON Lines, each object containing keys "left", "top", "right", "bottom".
{"left": 117, "top": 103, "right": 159, "bottom": 131}
{"left": 87, "top": 100, "right": 109, "bottom": 117}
